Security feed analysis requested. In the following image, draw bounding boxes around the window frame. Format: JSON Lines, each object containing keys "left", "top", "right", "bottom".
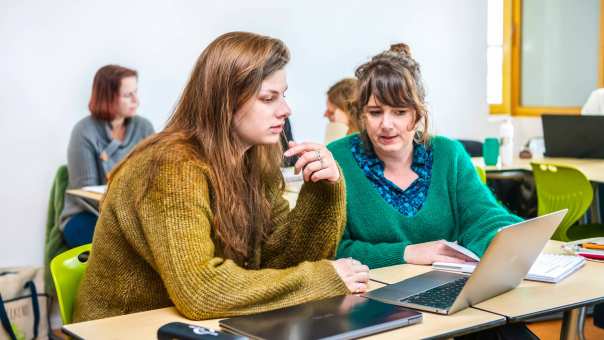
{"left": 489, "top": 0, "right": 604, "bottom": 116}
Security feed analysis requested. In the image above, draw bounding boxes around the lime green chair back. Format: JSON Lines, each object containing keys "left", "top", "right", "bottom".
{"left": 531, "top": 162, "right": 593, "bottom": 241}
{"left": 50, "top": 244, "right": 92, "bottom": 324}
{"left": 475, "top": 166, "right": 487, "bottom": 184}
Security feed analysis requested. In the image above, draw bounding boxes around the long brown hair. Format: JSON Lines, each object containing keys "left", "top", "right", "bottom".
{"left": 114, "top": 32, "right": 289, "bottom": 264}
{"left": 327, "top": 78, "right": 360, "bottom": 134}
{"left": 355, "top": 43, "right": 430, "bottom": 145}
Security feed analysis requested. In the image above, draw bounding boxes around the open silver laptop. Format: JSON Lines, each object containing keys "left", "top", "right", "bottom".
{"left": 365, "top": 210, "right": 567, "bottom": 315}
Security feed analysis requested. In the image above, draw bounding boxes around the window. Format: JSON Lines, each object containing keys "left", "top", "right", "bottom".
{"left": 488, "top": 0, "right": 604, "bottom": 116}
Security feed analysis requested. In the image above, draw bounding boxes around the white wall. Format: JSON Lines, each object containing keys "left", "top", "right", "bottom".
{"left": 0, "top": 0, "right": 521, "bottom": 267}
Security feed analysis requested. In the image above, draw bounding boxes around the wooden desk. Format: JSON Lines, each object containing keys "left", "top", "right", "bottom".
{"left": 66, "top": 189, "right": 103, "bottom": 202}
{"left": 473, "top": 241, "right": 604, "bottom": 321}
{"left": 63, "top": 281, "right": 505, "bottom": 340}
{"left": 66, "top": 182, "right": 303, "bottom": 209}
{"left": 471, "top": 157, "right": 604, "bottom": 183}
{"left": 472, "top": 156, "right": 604, "bottom": 223}
{"left": 369, "top": 241, "right": 604, "bottom": 340}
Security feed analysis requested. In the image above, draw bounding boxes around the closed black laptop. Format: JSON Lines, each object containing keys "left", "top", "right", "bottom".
{"left": 542, "top": 114, "right": 604, "bottom": 158}
{"left": 219, "top": 295, "right": 422, "bottom": 340}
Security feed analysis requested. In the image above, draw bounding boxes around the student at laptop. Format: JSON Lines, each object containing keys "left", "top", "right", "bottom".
{"left": 73, "top": 32, "right": 369, "bottom": 322}
{"left": 329, "top": 43, "right": 523, "bottom": 268}
{"left": 329, "top": 42, "right": 537, "bottom": 339}
{"left": 60, "top": 65, "right": 155, "bottom": 248}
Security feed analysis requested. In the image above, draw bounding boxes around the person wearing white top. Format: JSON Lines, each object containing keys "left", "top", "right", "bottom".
{"left": 581, "top": 88, "right": 604, "bottom": 330}
{"left": 581, "top": 88, "right": 604, "bottom": 114}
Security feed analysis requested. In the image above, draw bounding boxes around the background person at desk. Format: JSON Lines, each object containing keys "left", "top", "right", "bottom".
{"left": 60, "top": 65, "right": 154, "bottom": 248}
{"left": 329, "top": 42, "right": 535, "bottom": 340}
{"left": 580, "top": 88, "right": 604, "bottom": 330}
{"left": 73, "top": 32, "right": 369, "bottom": 322}
{"left": 323, "top": 78, "right": 361, "bottom": 144}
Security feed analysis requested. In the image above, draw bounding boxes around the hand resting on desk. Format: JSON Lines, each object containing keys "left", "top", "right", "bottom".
{"left": 331, "top": 258, "right": 370, "bottom": 293}
{"left": 404, "top": 240, "right": 477, "bottom": 265}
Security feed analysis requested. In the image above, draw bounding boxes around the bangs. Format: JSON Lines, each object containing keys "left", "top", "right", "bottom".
{"left": 361, "top": 64, "right": 414, "bottom": 109}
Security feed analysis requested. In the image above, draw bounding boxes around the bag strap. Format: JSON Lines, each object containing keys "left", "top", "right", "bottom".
{"left": 23, "top": 281, "right": 40, "bottom": 339}
{"left": 0, "top": 293, "right": 18, "bottom": 340}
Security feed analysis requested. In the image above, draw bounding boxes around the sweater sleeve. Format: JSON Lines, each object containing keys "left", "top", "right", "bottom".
{"left": 260, "top": 176, "right": 347, "bottom": 268}
{"left": 453, "top": 142, "right": 523, "bottom": 257}
{"left": 66, "top": 124, "right": 102, "bottom": 188}
{"left": 137, "top": 161, "right": 348, "bottom": 320}
{"left": 336, "top": 227, "right": 409, "bottom": 269}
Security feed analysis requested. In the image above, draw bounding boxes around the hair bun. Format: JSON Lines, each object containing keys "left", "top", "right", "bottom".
{"left": 390, "top": 43, "right": 411, "bottom": 58}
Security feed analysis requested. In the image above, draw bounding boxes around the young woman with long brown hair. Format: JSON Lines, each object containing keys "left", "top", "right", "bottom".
{"left": 73, "top": 32, "right": 369, "bottom": 322}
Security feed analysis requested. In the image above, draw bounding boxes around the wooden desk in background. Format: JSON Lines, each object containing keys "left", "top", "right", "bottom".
{"left": 63, "top": 281, "right": 506, "bottom": 340}
{"left": 472, "top": 156, "right": 604, "bottom": 224}
{"left": 66, "top": 181, "right": 303, "bottom": 209}
{"left": 370, "top": 241, "right": 604, "bottom": 340}
{"left": 471, "top": 156, "right": 604, "bottom": 183}
{"left": 65, "top": 189, "right": 103, "bottom": 202}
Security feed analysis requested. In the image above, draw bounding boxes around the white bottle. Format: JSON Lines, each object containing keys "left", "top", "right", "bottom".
{"left": 499, "top": 117, "right": 514, "bottom": 166}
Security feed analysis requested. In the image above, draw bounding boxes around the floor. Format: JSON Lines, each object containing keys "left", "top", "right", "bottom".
{"left": 527, "top": 317, "right": 604, "bottom": 339}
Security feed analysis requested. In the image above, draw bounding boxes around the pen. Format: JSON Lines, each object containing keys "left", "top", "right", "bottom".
{"left": 580, "top": 243, "right": 604, "bottom": 250}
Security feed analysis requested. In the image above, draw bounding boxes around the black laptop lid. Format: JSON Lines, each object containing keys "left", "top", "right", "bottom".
{"left": 219, "top": 295, "right": 421, "bottom": 340}
{"left": 542, "top": 114, "right": 604, "bottom": 159}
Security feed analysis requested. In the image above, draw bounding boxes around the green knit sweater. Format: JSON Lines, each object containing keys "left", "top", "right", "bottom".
{"left": 328, "top": 134, "right": 522, "bottom": 269}
{"left": 73, "top": 140, "right": 348, "bottom": 322}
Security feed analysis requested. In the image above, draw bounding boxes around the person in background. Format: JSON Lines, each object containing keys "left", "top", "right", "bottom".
{"left": 581, "top": 88, "right": 604, "bottom": 114}
{"left": 328, "top": 43, "right": 535, "bottom": 339}
{"left": 60, "top": 65, "right": 155, "bottom": 248}
{"left": 324, "top": 78, "right": 361, "bottom": 144}
{"left": 73, "top": 31, "right": 369, "bottom": 322}
{"left": 581, "top": 88, "right": 604, "bottom": 330}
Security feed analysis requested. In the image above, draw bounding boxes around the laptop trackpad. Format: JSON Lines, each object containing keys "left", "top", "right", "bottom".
{"left": 366, "top": 270, "right": 465, "bottom": 302}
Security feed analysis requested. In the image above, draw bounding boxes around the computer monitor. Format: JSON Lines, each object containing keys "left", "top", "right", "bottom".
{"left": 541, "top": 114, "right": 604, "bottom": 159}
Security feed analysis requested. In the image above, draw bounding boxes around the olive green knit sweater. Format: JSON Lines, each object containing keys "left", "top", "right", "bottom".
{"left": 73, "top": 141, "right": 349, "bottom": 322}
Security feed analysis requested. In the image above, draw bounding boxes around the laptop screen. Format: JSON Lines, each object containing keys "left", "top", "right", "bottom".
{"left": 541, "top": 114, "right": 604, "bottom": 159}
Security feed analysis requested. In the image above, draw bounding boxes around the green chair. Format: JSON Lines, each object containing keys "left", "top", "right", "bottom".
{"left": 50, "top": 244, "right": 92, "bottom": 324}
{"left": 475, "top": 165, "right": 487, "bottom": 184}
{"left": 531, "top": 162, "right": 604, "bottom": 241}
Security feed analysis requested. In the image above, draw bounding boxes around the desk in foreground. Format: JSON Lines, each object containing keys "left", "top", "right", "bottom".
{"left": 63, "top": 281, "right": 505, "bottom": 340}
{"left": 473, "top": 241, "right": 604, "bottom": 321}
{"left": 369, "top": 240, "right": 604, "bottom": 340}
{"left": 370, "top": 241, "right": 604, "bottom": 321}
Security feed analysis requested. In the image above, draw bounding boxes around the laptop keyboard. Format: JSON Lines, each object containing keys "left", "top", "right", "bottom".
{"left": 402, "top": 276, "right": 469, "bottom": 310}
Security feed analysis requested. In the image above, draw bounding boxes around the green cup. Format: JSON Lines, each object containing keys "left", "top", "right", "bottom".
{"left": 483, "top": 138, "right": 500, "bottom": 166}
